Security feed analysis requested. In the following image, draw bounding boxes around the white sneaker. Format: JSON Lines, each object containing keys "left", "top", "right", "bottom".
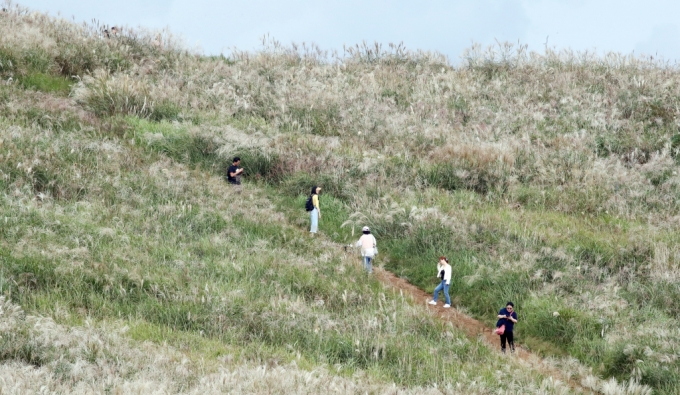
{"left": 428, "top": 300, "right": 437, "bottom": 305}
{"left": 443, "top": 304, "right": 451, "bottom": 308}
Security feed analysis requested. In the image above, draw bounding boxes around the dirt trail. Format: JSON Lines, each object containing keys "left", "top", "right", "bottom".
{"left": 373, "top": 268, "right": 598, "bottom": 394}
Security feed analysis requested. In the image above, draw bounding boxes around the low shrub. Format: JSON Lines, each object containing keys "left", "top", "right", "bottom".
{"left": 671, "top": 133, "right": 680, "bottom": 159}
{"left": 625, "top": 280, "right": 680, "bottom": 318}
{"left": 0, "top": 47, "right": 17, "bottom": 73}
{"left": 18, "top": 72, "right": 72, "bottom": 95}
{"left": 425, "top": 163, "right": 508, "bottom": 195}
{"left": 279, "top": 172, "right": 350, "bottom": 201}
{"left": 74, "top": 70, "right": 152, "bottom": 118}
{"left": 20, "top": 47, "right": 52, "bottom": 73}
{"left": 74, "top": 71, "right": 183, "bottom": 121}
{"left": 602, "top": 344, "right": 645, "bottom": 381}
{"left": 150, "top": 100, "right": 181, "bottom": 122}
{"left": 232, "top": 148, "right": 286, "bottom": 184}
{"left": 0, "top": 327, "right": 50, "bottom": 367}
{"left": 425, "top": 163, "right": 464, "bottom": 191}
{"left": 521, "top": 301, "right": 603, "bottom": 349}
{"left": 281, "top": 106, "right": 341, "bottom": 136}
{"left": 381, "top": 88, "right": 411, "bottom": 109}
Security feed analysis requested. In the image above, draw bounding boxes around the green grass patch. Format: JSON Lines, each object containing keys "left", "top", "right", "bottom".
{"left": 282, "top": 106, "right": 341, "bottom": 137}
{"left": 379, "top": 217, "right": 610, "bottom": 360}
{"left": 267, "top": 186, "right": 354, "bottom": 244}
{"left": 0, "top": 47, "right": 17, "bottom": 73}
{"left": 129, "top": 117, "right": 287, "bottom": 181}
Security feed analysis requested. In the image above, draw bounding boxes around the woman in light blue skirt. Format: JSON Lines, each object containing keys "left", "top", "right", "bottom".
{"left": 309, "top": 186, "right": 321, "bottom": 235}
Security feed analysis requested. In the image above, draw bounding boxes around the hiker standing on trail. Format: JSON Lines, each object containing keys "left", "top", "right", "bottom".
{"left": 496, "top": 302, "right": 518, "bottom": 354}
{"left": 227, "top": 157, "right": 244, "bottom": 192}
{"left": 307, "top": 186, "right": 321, "bottom": 235}
{"left": 428, "top": 256, "right": 451, "bottom": 308}
{"left": 355, "top": 226, "right": 377, "bottom": 273}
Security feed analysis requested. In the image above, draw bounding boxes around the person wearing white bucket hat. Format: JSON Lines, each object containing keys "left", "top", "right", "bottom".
{"left": 355, "top": 226, "right": 377, "bottom": 273}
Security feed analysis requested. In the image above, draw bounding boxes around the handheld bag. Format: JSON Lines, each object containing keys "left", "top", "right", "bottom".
{"left": 495, "top": 325, "right": 505, "bottom": 336}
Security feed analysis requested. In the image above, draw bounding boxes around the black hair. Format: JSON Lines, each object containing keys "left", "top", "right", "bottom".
{"left": 362, "top": 230, "right": 370, "bottom": 234}
{"left": 310, "top": 185, "right": 318, "bottom": 195}
{"left": 233, "top": 157, "right": 241, "bottom": 163}
{"left": 506, "top": 301, "right": 514, "bottom": 307}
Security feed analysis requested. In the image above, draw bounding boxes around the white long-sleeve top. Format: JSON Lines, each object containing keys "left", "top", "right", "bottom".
{"left": 355, "top": 234, "right": 377, "bottom": 258}
{"left": 437, "top": 262, "right": 452, "bottom": 285}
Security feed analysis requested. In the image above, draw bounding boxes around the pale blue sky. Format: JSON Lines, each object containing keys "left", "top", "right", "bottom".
{"left": 21, "top": 0, "right": 680, "bottom": 63}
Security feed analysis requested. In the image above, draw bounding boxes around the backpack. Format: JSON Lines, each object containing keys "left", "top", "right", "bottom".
{"left": 305, "top": 195, "right": 315, "bottom": 211}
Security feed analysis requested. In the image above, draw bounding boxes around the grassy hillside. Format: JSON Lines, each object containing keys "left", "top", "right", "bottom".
{"left": 1, "top": 3, "right": 677, "bottom": 394}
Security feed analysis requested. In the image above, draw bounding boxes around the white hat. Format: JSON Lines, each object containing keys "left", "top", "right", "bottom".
{"left": 362, "top": 226, "right": 370, "bottom": 232}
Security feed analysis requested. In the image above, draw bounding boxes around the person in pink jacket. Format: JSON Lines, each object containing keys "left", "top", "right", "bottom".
{"left": 355, "top": 226, "right": 377, "bottom": 273}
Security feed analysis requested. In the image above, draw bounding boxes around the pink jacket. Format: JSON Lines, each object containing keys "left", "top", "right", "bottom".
{"left": 356, "top": 234, "right": 377, "bottom": 257}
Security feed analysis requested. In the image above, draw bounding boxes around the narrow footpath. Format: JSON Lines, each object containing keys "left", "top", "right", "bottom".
{"left": 373, "top": 267, "right": 599, "bottom": 395}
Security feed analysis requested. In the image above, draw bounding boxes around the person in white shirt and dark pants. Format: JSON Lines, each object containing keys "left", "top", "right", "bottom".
{"left": 355, "top": 226, "right": 377, "bottom": 273}
{"left": 428, "top": 256, "right": 451, "bottom": 308}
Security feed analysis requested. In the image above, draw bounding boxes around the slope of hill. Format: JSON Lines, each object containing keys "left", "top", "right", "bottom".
{"left": 1, "top": 3, "right": 677, "bottom": 394}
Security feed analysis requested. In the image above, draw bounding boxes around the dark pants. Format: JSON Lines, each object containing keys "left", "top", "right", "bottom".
{"left": 500, "top": 331, "right": 514, "bottom": 353}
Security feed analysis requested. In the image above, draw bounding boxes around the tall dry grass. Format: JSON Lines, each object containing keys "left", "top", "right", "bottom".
{"left": 3, "top": 1, "right": 680, "bottom": 392}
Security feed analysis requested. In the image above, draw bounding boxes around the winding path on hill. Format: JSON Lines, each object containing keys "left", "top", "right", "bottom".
{"left": 274, "top": 192, "right": 600, "bottom": 393}
{"left": 373, "top": 268, "right": 599, "bottom": 395}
